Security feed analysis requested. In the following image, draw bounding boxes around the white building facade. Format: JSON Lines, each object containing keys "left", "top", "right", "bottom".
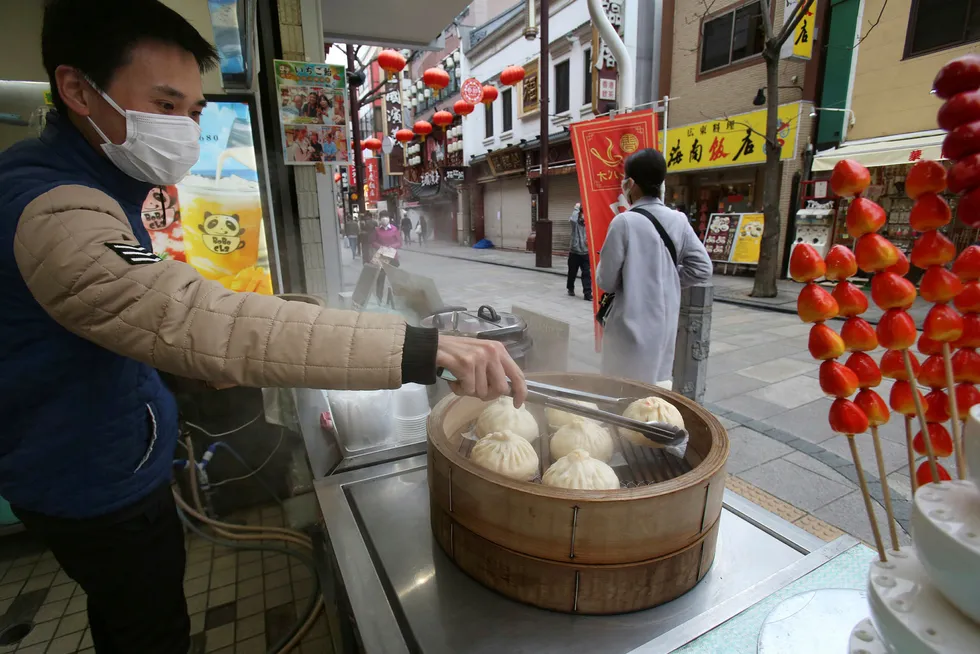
{"left": 460, "top": 0, "right": 645, "bottom": 251}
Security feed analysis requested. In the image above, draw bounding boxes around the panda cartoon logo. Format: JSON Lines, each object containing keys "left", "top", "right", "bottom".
{"left": 199, "top": 211, "right": 246, "bottom": 254}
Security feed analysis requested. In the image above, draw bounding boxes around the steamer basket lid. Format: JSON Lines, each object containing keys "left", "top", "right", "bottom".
{"left": 421, "top": 305, "right": 526, "bottom": 338}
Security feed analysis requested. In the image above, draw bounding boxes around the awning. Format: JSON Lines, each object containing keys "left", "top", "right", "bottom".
{"left": 812, "top": 130, "right": 945, "bottom": 172}
{"left": 320, "top": 0, "right": 469, "bottom": 49}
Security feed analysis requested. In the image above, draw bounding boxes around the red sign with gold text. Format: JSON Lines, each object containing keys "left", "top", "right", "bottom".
{"left": 570, "top": 109, "right": 660, "bottom": 350}
{"left": 364, "top": 157, "right": 380, "bottom": 206}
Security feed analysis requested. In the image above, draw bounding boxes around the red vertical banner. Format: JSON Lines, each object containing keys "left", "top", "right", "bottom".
{"left": 364, "top": 157, "right": 380, "bottom": 206}
{"left": 569, "top": 110, "right": 660, "bottom": 350}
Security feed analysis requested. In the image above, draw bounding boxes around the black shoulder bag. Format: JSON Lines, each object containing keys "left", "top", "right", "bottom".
{"left": 595, "top": 208, "right": 678, "bottom": 326}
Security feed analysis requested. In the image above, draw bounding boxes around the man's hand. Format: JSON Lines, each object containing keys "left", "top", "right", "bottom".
{"left": 435, "top": 335, "right": 527, "bottom": 407}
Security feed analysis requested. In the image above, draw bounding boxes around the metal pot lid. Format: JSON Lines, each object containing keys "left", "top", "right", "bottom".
{"left": 421, "top": 305, "right": 526, "bottom": 338}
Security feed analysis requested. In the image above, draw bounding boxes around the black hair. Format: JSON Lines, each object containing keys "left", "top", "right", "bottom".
{"left": 42, "top": 0, "right": 219, "bottom": 114}
{"left": 624, "top": 148, "right": 667, "bottom": 198}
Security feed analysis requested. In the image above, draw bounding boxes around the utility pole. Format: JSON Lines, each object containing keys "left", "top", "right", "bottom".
{"left": 535, "top": 0, "right": 552, "bottom": 268}
{"left": 347, "top": 45, "right": 366, "bottom": 215}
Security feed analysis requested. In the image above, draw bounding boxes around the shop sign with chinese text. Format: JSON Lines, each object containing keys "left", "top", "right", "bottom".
{"left": 364, "top": 158, "right": 380, "bottom": 205}
{"left": 518, "top": 59, "right": 540, "bottom": 118}
{"left": 382, "top": 77, "right": 405, "bottom": 175}
{"left": 662, "top": 102, "right": 802, "bottom": 173}
{"left": 570, "top": 109, "right": 659, "bottom": 348}
{"left": 780, "top": 1, "right": 817, "bottom": 60}
{"left": 591, "top": 0, "right": 625, "bottom": 115}
{"left": 487, "top": 147, "right": 526, "bottom": 177}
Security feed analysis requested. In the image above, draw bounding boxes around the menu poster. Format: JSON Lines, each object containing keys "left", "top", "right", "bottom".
{"left": 274, "top": 59, "right": 350, "bottom": 165}
{"left": 730, "top": 213, "right": 765, "bottom": 264}
{"left": 703, "top": 214, "right": 737, "bottom": 262}
{"left": 141, "top": 100, "right": 273, "bottom": 295}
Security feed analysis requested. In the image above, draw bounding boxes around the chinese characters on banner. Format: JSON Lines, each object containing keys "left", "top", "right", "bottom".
{"left": 364, "top": 158, "right": 380, "bottom": 206}
{"left": 661, "top": 102, "right": 802, "bottom": 173}
{"left": 780, "top": 1, "right": 817, "bottom": 60}
{"left": 274, "top": 59, "right": 351, "bottom": 165}
{"left": 570, "top": 109, "right": 659, "bottom": 350}
{"left": 382, "top": 77, "right": 405, "bottom": 176}
{"left": 591, "top": 0, "right": 625, "bottom": 114}
{"left": 703, "top": 214, "right": 738, "bottom": 262}
{"left": 730, "top": 214, "right": 766, "bottom": 264}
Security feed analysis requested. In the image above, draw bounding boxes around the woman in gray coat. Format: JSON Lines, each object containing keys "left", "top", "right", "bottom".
{"left": 596, "top": 149, "right": 713, "bottom": 388}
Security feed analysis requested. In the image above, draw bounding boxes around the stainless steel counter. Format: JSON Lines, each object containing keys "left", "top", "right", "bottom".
{"left": 315, "top": 456, "right": 853, "bottom": 654}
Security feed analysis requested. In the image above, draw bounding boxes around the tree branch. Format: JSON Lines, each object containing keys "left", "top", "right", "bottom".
{"left": 853, "top": 0, "right": 889, "bottom": 49}
{"left": 759, "top": 0, "right": 774, "bottom": 40}
{"left": 696, "top": 110, "right": 780, "bottom": 151}
{"left": 774, "top": 0, "right": 815, "bottom": 48}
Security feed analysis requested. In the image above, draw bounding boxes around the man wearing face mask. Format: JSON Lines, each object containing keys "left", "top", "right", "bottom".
{"left": 0, "top": 2, "right": 526, "bottom": 652}
{"left": 595, "top": 149, "right": 713, "bottom": 389}
{"left": 566, "top": 203, "right": 592, "bottom": 301}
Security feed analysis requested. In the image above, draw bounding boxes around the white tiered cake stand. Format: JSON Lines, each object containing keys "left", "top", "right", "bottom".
{"left": 848, "top": 406, "right": 980, "bottom": 653}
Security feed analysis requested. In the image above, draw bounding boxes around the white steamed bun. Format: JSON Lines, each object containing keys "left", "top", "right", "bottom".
{"left": 549, "top": 418, "right": 614, "bottom": 462}
{"left": 469, "top": 430, "right": 540, "bottom": 481}
{"left": 475, "top": 396, "right": 540, "bottom": 442}
{"left": 545, "top": 400, "right": 599, "bottom": 429}
{"left": 620, "top": 396, "right": 685, "bottom": 447}
{"left": 543, "top": 449, "right": 619, "bottom": 490}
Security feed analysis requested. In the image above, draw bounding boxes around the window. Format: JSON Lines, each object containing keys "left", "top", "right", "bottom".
{"left": 555, "top": 59, "right": 571, "bottom": 114}
{"left": 502, "top": 88, "right": 513, "bottom": 132}
{"left": 905, "top": 0, "right": 980, "bottom": 57}
{"left": 699, "top": 1, "right": 765, "bottom": 74}
{"left": 485, "top": 102, "right": 494, "bottom": 139}
{"left": 584, "top": 48, "right": 593, "bottom": 105}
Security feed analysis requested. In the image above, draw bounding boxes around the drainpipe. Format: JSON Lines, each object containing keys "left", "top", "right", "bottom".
{"left": 587, "top": 0, "right": 634, "bottom": 111}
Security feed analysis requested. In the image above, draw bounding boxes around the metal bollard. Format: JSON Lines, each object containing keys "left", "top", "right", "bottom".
{"left": 673, "top": 284, "right": 713, "bottom": 404}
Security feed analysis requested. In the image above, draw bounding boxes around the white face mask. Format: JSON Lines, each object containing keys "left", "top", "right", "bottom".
{"left": 86, "top": 79, "right": 202, "bottom": 185}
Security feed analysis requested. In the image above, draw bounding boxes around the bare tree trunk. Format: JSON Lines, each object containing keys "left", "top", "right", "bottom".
{"left": 751, "top": 50, "right": 783, "bottom": 298}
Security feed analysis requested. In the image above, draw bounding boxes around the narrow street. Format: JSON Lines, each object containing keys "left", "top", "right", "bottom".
{"left": 392, "top": 246, "right": 917, "bottom": 547}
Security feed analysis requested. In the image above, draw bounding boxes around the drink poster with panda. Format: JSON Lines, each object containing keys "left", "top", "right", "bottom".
{"left": 570, "top": 109, "right": 660, "bottom": 349}
{"left": 140, "top": 101, "right": 273, "bottom": 294}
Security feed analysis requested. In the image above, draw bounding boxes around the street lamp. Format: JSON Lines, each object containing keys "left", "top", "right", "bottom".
{"left": 809, "top": 107, "right": 856, "bottom": 127}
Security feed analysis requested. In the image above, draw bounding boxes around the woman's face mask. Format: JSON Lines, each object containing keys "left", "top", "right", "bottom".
{"left": 381, "top": 218, "right": 390, "bottom": 227}
{"left": 621, "top": 178, "right": 635, "bottom": 202}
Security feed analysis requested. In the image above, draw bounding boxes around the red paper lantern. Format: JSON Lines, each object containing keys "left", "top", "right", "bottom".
{"left": 453, "top": 100, "right": 476, "bottom": 117}
{"left": 432, "top": 111, "right": 454, "bottom": 131}
{"left": 414, "top": 120, "right": 433, "bottom": 141}
{"left": 361, "top": 137, "right": 383, "bottom": 152}
{"left": 423, "top": 68, "right": 451, "bottom": 91}
{"left": 377, "top": 50, "right": 406, "bottom": 80}
{"left": 395, "top": 129, "right": 415, "bottom": 144}
{"left": 481, "top": 85, "right": 499, "bottom": 107}
{"left": 500, "top": 65, "right": 526, "bottom": 87}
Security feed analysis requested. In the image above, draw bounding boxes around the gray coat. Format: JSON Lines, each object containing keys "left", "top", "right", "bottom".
{"left": 596, "top": 197, "right": 713, "bottom": 385}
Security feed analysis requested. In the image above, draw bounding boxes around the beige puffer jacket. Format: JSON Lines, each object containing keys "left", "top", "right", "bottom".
{"left": 14, "top": 185, "right": 428, "bottom": 389}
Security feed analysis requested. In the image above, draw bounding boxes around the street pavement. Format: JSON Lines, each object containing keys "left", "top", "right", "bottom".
{"left": 364, "top": 242, "right": 929, "bottom": 547}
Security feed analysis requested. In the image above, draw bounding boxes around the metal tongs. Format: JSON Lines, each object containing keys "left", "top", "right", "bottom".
{"left": 438, "top": 370, "right": 689, "bottom": 449}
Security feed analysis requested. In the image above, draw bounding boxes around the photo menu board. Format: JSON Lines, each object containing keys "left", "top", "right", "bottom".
{"left": 274, "top": 59, "right": 351, "bottom": 165}
{"left": 703, "top": 214, "right": 737, "bottom": 262}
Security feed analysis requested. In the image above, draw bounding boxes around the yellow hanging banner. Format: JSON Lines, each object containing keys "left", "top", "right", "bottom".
{"left": 660, "top": 102, "right": 802, "bottom": 173}
{"left": 790, "top": 0, "right": 817, "bottom": 59}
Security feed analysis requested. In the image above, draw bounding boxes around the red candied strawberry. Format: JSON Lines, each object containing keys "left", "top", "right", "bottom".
{"left": 923, "top": 303, "right": 964, "bottom": 343}
{"left": 952, "top": 347, "right": 980, "bottom": 384}
{"left": 885, "top": 249, "right": 911, "bottom": 277}
{"left": 955, "top": 382, "right": 980, "bottom": 418}
{"left": 832, "top": 281, "right": 869, "bottom": 317}
{"left": 841, "top": 317, "right": 878, "bottom": 352}
{"left": 918, "top": 333, "right": 944, "bottom": 356}
{"left": 789, "top": 244, "right": 826, "bottom": 283}
{"left": 855, "top": 388, "right": 890, "bottom": 427}
{"left": 829, "top": 398, "right": 869, "bottom": 435}
{"left": 947, "top": 152, "right": 980, "bottom": 194}
{"left": 955, "top": 313, "right": 980, "bottom": 349}
{"left": 909, "top": 193, "right": 952, "bottom": 231}
{"left": 937, "top": 90, "right": 980, "bottom": 132}
{"left": 920, "top": 266, "right": 964, "bottom": 305}
{"left": 913, "top": 423, "right": 955, "bottom": 458}
{"left": 918, "top": 354, "right": 947, "bottom": 389}
{"left": 957, "top": 186, "right": 980, "bottom": 229}
{"left": 905, "top": 160, "right": 947, "bottom": 199}
{"left": 845, "top": 351, "right": 882, "bottom": 388}
{"left": 933, "top": 54, "right": 980, "bottom": 99}
{"left": 820, "top": 360, "right": 860, "bottom": 398}
{"left": 924, "top": 389, "right": 951, "bottom": 423}
{"left": 846, "top": 198, "right": 887, "bottom": 238}
{"left": 911, "top": 231, "right": 956, "bottom": 269}
{"left": 890, "top": 380, "right": 925, "bottom": 417}
{"left": 916, "top": 460, "right": 952, "bottom": 487}
{"left": 953, "top": 245, "right": 980, "bottom": 283}
{"left": 824, "top": 245, "right": 857, "bottom": 282}
{"left": 831, "top": 160, "right": 871, "bottom": 198}
{"left": 876, "top": 309, "right": 917, "bottom": 351}
{"left": 797, "top": 283, "right": 839, "bottom": 323}
{"left": 871, "top": 271, "right": 917, "bottom": 310}
{"left": 954, "top": 280, "right": 980, "bottom": 314}
{"left": 881, "top": 349, "right": 919, "bottom": 381}
{"left": 808, "top": 323, "right": 845, "bottom": 361}
{"left": 943, "top": 120, "right": 980, "bottom": 160}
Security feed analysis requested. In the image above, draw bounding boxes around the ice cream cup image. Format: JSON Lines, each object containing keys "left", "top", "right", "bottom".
{"left": 177, "top": 174, "right": 262, "bottom": 281}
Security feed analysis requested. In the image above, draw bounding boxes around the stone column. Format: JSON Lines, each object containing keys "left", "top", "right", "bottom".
{"left": 672, "top": 284, "right": 713, "bottom": 405}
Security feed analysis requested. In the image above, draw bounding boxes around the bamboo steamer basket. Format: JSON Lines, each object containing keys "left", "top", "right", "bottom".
{"left": 427, "top": 373, "right": 729, "bottom": 615}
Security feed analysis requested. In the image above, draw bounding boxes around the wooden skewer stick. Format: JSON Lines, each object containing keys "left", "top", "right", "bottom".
{"left": 942, "top": 343, "right": 967, "bottom": 480}
{"left": 905, "top": 416, "right": 918, "bottom": 494}
{"left": 848, "top": 435, "right": 887, "bottom": 561}
{"left": 903, "top": 349, "right": 941, "bottom": 484}
{"left": 871, "top": 426, "right": 900, "bottom": 551}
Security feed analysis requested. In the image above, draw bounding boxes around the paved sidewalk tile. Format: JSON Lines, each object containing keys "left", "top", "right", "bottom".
{"left": 715, "top": 394, "right": 788, "bottom": 421}
{"left": 738, "top": 458, "right": 854, "bottom": 513}
{"left": 814, "top": 490, "right": 911, "bottom": 549}
{"left": 793, "top": 515, "right": 846, "bottom": 542}
{"left": 747, "top": 376, "right": 827, "bottom": 410}
{"left": 739, "top": 358, "right": 819, "bottom": 384}
{"left": 783, "top": 451, "right": 857, "bottom": 489}
{"left": 819, "top": 431, "right": 911, "bottom": 478}
{"left": 725, "top": 427, "right": 795, "bottom": 475}
{"left": 703, "top": 373, "right": 769, "bottom": 403}
{"left": 761, "top": 398, "right": 836, "bottom": 444}
{"left": 725, "top": 476, "right": 806, "bottom": 524}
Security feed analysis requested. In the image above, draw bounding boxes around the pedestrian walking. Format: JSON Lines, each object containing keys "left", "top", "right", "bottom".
{"left": 401, "top": 213, "right": 413, "bottom": 245}
{"left": 417, "top": 214, "right": 428, "bottom": 245}
{"left": 566, "top": 203, "right": 592, "bottom": 301}
{"left": 344, "top": 219, "right": 360, "bottom": 258}
{"left": 595, "top": 149, "right": 712, "bottom": 389}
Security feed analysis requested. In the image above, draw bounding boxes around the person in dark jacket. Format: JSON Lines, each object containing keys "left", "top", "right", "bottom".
{"left": 400, "top": 213, "right": 413, "bottom": 244}
{"left": 0, "top": 3, "right": 526, "bottom": 652}
{"left": 566, "top": 203, "right": 592, "bottom": 301}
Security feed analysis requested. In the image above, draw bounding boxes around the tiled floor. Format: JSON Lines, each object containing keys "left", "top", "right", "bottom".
{"left": 0, "top": 504, "right": 331, "bottom": 653}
